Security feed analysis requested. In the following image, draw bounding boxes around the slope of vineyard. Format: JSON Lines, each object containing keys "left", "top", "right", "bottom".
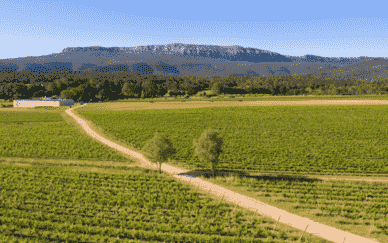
{"left": 0, "top": 164, "right": 333, "bottom": 242}
{"left": 77, "top": 105, "right": 388, "bottom": 175}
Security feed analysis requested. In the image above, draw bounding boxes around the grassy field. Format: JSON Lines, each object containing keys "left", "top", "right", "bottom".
{"left": 0, "top": 101, "right": 336, "bottom": 242}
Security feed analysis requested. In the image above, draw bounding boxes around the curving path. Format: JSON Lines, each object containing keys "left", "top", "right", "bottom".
{"left": 65, "top": 104, "right": 380, "bottom": 243}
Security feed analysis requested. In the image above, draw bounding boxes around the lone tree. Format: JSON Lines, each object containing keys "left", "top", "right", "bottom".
{"left": 192, "top": 128, "right": 223, "bottom": 178}
{"left": 142, "top": 131, "right": 176, "bottom": 174}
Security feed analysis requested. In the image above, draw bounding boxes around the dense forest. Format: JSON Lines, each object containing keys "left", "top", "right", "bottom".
{"left": 0, "top": 68, "right": 387, "bottom": 103}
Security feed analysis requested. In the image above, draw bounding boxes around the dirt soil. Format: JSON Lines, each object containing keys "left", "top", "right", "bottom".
{"left": 65, "top": 101, "right": 385, "bottom": 243}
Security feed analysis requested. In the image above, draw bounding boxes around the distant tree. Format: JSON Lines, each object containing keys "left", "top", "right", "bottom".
{"left": 192, "top": 129, "right": 223, "bottom": 178}
{"left": 30, "top": 90, "right": 48, "bottom": 99}
{"left": 317, "top": 86, "right": 325, "bottom": 95}
{"left": 141, "top": 80, "right": 159, "bottom": 98}
{"left": 327, "top": 84, "right": 340, "bottom": 95}
{"left": 10, "top": 84, "right": 28, "bottom": 100}
{"left": 46, "top": 82, "right": 59, "bottom": 96}
{"left": 60, "top": 88, "right": 75, "bottom": 100}
{"left": 96, "top": 80, "right": 114, "bottom": 101}
{"left": 180, "top": 79, "right": 200, "bottom": 96}
{"left": 211, "top": 82, "right": 224, "bottom": 95}
{"left": 272, "top": 82, "right": 289, "bottom": 96}
{"left": 25, "top": 83, "right": 47, "bottom": 99}
{"left": 185, "top": 86, "right": 198, "bottom": 96}
{"left": 77, "top": 82, "right": 98, "bottom": 102}
{"left": 121, "top": 81, "right": 142, "bottom": 98}
{"left": 305, "top": 87, "right": 313, "bottom": 94}
{"left": 0, "top": 84, "right": 14, "bottom": 101}
{"left": 46, "top": 78, "right": 68, "bottom": 96}
{"left": 60, "top": 87, "right": 82, "bottom": 102}
{"left": 142, "top": 131, "right": 176, "bottom": 174}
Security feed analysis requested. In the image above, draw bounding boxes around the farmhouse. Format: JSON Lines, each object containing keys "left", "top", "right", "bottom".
{"left": 13, "top": 96, "right": 75, "bottom": 107}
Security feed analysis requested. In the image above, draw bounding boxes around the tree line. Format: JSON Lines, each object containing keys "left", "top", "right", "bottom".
{"left": 0, "top": 69, "right": 387, "bottom": 103}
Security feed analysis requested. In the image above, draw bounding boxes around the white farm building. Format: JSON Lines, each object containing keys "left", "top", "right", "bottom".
{"left": 13, "top": 96, "right": 75, "bottom": 108}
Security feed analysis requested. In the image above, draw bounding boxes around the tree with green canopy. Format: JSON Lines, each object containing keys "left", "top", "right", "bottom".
{"left": 192, "top": 128, "right": 223, "bottom": 178}
{"left": 142, "top": 131, "right": 176, "bottom": 174}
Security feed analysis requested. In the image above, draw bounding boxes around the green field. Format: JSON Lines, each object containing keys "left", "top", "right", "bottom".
{"left": 191, "top": 171, "right": 388, "bottom": 242}
{"left": 2, "top": 96, "right": 388, "bottom": 242}
{"left": 0, "top": 104, "right": 336, "bottom": 242}
{"left": 0, "top": 108, "right": 130, "bottom": 162}
{"left": 77, "top": 105, "right": 388, "bottom": 176}
{"left": 71, "top": 100, "right": 388, "bottom": 243}
{"left": 0, "top": 164, "right": 334, "bottom": 243}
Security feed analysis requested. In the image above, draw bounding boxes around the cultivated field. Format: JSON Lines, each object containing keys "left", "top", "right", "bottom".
{"left": 0, "top": 101, "right": 337, "bottom": 242}
{"left": 68, "top": 97, "right": 388, "bottom": 243}
{"left": 76, "top": 102, "right": 388, "bottom": 176}
{"left": 0, "top": 164, "right": 336, "bottom": 242}
{"left": 0, "top": 106, "right": 131, "bottom": 162}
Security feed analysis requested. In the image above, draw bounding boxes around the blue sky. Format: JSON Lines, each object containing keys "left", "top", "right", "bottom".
{"left": 1, "top": 0, "right": 387, "bottom": 60}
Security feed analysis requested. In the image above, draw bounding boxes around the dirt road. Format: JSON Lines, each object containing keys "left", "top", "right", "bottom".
{"left": 65, "top": 103, "right": 381, "bottom": 243}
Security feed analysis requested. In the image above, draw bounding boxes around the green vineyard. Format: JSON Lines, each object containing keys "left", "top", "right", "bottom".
{"left": 208, "top": 173, "right": 388, "bottom": 237}
{"left": 0, "top": 165, "right": 325, "bottom": 242}
{"left": 78, "top": 105, "right": 388, "bottom": 175}
{"left": 0, "top": 110, "right": 128, "bottom": 161}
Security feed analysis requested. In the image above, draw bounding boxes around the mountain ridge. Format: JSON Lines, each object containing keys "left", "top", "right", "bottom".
{"left": 1, "top": 43, "right": 387, "bottom": 79}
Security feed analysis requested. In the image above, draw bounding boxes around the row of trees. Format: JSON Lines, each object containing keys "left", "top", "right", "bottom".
{"left": 1, "top": 69, "right": 388, "bottom": 103}
{"left": 143, "top": 128, "right": 223, "bottom": 178}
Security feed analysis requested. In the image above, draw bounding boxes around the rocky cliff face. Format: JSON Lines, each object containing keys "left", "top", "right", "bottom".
{"left": 0, "top": 43, "right": 386, "bottom": 78}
